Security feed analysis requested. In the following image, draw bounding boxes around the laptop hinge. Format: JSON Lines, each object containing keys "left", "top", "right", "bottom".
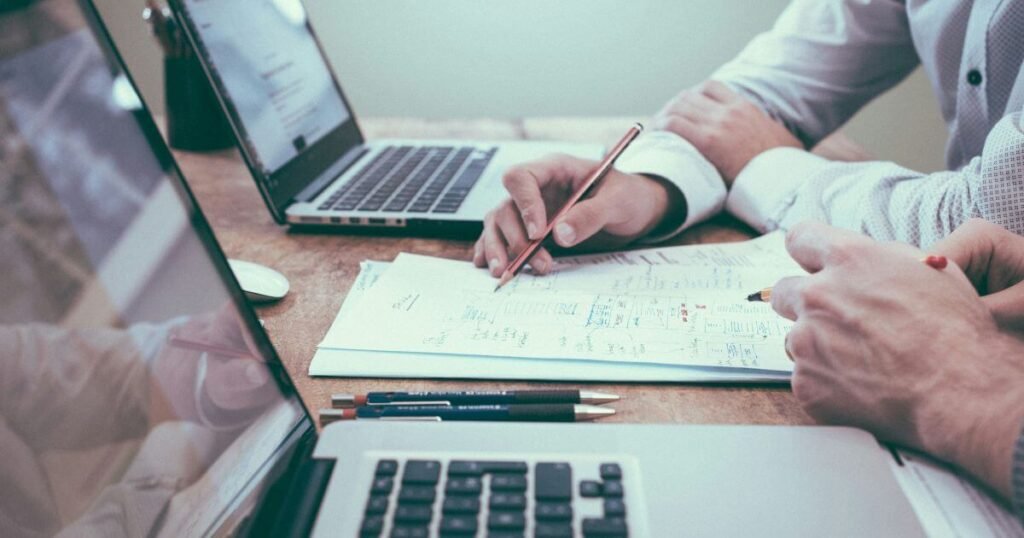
{"left": 293, "top": 146, "right": 369, "bottom": 204}
{"left": 240, "top": 429, "right": 335, "bottom": 538}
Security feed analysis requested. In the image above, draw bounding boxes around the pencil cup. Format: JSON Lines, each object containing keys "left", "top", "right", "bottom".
{"left": 164, "top": 54, "right": 234, "bottom": 152}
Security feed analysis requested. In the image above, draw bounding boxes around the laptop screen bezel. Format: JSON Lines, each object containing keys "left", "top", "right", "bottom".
{"left": 74, "top": 1, "right": 321, "bottom": 533}
{"left": 168, "top": 0, "right": 366, "bottom": 223}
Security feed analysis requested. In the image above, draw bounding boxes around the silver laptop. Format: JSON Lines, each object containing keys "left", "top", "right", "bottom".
{"left": 0, "top": 2, "right": 927, "bottom": 536}
{"left": 167, "top": 0, "right": 602, "bottom": 236}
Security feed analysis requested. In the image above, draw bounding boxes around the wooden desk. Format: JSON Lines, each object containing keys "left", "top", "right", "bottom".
{"left": 174, "top": 117, "right": 819, "bottom": 426}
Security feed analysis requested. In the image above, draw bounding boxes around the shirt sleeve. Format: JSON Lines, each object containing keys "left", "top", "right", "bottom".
{"left": 712, "top": 0, "right": 920, "bottom": 148}
{"left": 614, "top": 131, "right": 726, "bottom": 242}
{"left": 726, "top": 107, "right": 1024, "bottom": 247}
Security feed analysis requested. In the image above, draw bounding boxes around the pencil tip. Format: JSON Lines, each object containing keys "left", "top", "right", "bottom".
{"left": 746, "top": 292, "right": 762, "bottom": 302}
{"left": 493, "top": 284, "right": 502, "bottom": 293}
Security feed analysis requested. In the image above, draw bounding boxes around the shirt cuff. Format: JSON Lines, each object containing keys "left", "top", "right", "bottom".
{"left": 726, "top": 147, "right": 830, "bottom": 233}
{"left": 614, "top": 131, "right": 726, "bottom": 242}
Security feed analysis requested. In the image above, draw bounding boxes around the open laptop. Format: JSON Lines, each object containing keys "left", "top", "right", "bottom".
{"left": 1, "top": 1, "right": 979, "bottom": 536}
{"left": 166, "top": 0, "right": 602, "bottom": 236}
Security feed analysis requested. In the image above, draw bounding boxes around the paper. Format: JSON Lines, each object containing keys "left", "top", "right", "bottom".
{"left": 319, "top": 234, "right": 801, "bottom": 372}
{"left": 890, "top": 450, "right": 1024, "bottom": 537}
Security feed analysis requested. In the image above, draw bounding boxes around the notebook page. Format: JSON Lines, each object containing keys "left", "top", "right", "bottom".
{"left": 319, "top": 234, "right": 801, "bottom": 371}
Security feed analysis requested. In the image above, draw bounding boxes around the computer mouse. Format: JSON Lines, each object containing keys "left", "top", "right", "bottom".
{"left": 228, "top": 259, "right": 290, "bottom": 304}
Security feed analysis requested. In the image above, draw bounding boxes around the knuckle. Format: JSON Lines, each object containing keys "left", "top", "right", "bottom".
{"left": 797, "top": 280, "right": 831, "bottom": 312}
{"left": 786, "top": 325, "right": 816, "bottom": 361}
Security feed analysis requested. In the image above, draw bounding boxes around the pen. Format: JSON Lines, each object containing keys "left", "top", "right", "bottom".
{"left": 494, "top": 123, "right": 644, "bottom": 291}
{"left": 746, "top": 255, "right": 949, "bottom": 302}
{"left": 331, "top": 390, "right": 620, "bottom": 408}
{"left": 318, "top": 404, "right": 615, "bottom": 424}
{"left": 167, "top": 334, "right": 259, "bottom": 360}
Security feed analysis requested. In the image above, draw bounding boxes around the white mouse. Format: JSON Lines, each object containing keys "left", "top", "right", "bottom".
{"left": 228, "top": 259, "right": 290, "bottom": 304}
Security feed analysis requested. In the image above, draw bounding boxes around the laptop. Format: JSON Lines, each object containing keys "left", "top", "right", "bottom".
{"left": 166, "top": 0, "right": 603, "bottom": 236}
{"left": 0, "top": 2, "right": 937, "bottom": 536}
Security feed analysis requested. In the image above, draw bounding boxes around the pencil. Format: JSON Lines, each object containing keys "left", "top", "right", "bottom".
{"left": 167, "top": 334, "right": 258, "bottom": 360}
{"left": 745, "top": 255, "right": 948, "bottom": 302}
{"left": 494, "top": 123, "right": 644, "bottom": 291}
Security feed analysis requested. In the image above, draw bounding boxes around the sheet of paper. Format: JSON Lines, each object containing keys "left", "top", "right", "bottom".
{"left": 319, "top": 234, "right": 801, "bottom": 372}
{"left": 309, "top": 261, "right": 789, "bottom": 382}
{"left": 890, "top": 450, "right": 1024, "bottom": 538}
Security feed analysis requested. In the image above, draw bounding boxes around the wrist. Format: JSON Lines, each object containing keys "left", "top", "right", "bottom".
{"left": 920, "top": 334, "right": 1024, "bottom": 500}
{"left": 639, "top": 174, "right": 687, "bottom": 238}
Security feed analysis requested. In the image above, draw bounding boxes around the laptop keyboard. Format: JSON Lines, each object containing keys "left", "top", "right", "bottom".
{"left": 318, "top": 145, "right": 496, "bottom": 215}
{"left": 360, "top": 459, "right": 629, "bottom": 537}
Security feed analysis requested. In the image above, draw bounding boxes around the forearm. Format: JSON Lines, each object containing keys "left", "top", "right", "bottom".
{"left": 728, "top": 109, "right": 1024, "bottom": 247}
{"left": 712, "top": 0, "right": 918, "bottom": 146}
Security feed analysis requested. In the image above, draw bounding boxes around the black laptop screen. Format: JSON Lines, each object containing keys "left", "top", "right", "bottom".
{"left": 174, "top": 0, "right": 364, "bottom": 217}
{"left": 0, "top": 1, "right": 307, "bottom": 536}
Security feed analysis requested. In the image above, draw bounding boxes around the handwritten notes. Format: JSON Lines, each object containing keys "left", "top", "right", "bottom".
{"left": 319, "top": 233, "right": 803, "bottom": 372}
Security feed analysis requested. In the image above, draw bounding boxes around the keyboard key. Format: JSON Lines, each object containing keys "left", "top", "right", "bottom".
{"left": 365, "top": 495, "right": 389, "bottom": 515}
{"left": 535, "top": 523, "right": 573, "bottom": 537}
{"left": 376, "top": 460, "right": 399, "bottom": 476}
{"left": 535, "top": 502, "right": 572, "bottom": 521}
{"left": 487, "top": 533, "right": 525, "bottom": 538}
{"left": 599, "top": 463, "right": 622, "bottom": 480}
{"left": 398, "top": 486, "right": 437, "bottom": 504}
{"left": 604, "top": 499, "right": 627, "bottom": 517}
{"left": 394, "top": 505, "right": 433, "bottom": 524}
{"left": 370, "top": 477, "right": 394, "bottom": 495}
{"left": 580, "top": 480, "right": 602, "bottom": 498}
{"left": 402, "top": 460, "right": 441, "bottom": 485}
{"left": 582, "top": 517, "right": 628, "bottom": 537}
{"left": 489, "top": 493, "right": 526, "bottom": 510}
{"left": 448, "top": 461, "right": 528, "bottom": 476}
{"left": 442, "top": 496, "right": 481, "bottom": 514}
{"left": 390, "top": 527, "right": 428, "bottom": 538}
{"left": 488, "top": 511, "right": 526, "bottom": 530}
{"left": 445, "top": 477, "right": 483, "bottom": 495}
{"left": 535, "top": 463, "right": 572, "bottom": 501}
{"left": 602, "top": 480, "right": 624, "bottom": 498}
{"left": 491, "top": 474, "right": 527, "bottom": 492}
{"left": 360, "top": 515, "right": 384, "bottom": 536}
{"left": 439, "top": 516, "right": 478, "bottom": 535}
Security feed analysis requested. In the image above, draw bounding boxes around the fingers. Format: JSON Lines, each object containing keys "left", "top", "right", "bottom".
{"left": 551, "top": 196, "right": 618, "bottom": 248}
{"left": 477, "top": 202, "right": 557, "bottom": 276}
{"left": 783, "top": 220, "right": 871, "bottom": 273}
{"left": 982, "top": 284, "right": 1024, "bottom": 331}
{"left": 502, "top": 155, "right": 598, "bottom": 240}
{"left": 769, "top": 276, "right": 807, "bottom": 321}
{"left": 480, "top": 210, "right": 509, "bottom": 276}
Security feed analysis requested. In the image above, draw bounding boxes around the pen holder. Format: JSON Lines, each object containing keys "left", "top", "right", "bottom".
{"left": 164, "top": 53, "right": 234, "bottom": 152}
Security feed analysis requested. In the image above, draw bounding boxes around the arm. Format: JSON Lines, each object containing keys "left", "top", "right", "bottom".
{"left": 711, "top": 0, "right": 920, "bottom": 148}
{"left": 728, "top": 108, "right": 1024, "bottom": 246}
{"left": 770, "top": 221, "right": 1024, "bottom": 503}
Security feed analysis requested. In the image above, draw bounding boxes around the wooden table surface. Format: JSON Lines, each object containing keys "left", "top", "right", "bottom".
{"left": 174, "top": 117, "right": 814, "bottom": 426}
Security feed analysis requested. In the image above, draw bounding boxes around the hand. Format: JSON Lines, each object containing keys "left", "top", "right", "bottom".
{"left": 930, "top": 218, "right": 1024, "bottom": 331}
{"left": 473, "top": 154, "right": 683, "bottom": 276}
{"left": 653, "top": 80, "right": 802, "bottom": 185}
{"left": 150, "top": 304, "right": 278, "bottom": 428}
{"left": 770, "top": 221, "right": 1024, "bottom": 500}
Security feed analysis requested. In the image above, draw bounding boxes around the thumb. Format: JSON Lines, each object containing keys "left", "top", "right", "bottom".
{"left": 552, "top": 197, "right": 613, "bottom": 247}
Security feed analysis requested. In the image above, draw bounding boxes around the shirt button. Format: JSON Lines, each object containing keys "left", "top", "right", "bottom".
{"left": 966, "top": 69, "right": 983, "bottom": 86}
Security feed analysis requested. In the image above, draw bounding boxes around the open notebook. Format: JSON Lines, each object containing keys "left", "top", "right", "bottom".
{"left": 311, "top": 233, "right": 802, "bottom": 382}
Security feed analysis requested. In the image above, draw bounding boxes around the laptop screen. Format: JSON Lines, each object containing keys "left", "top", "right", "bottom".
{"left": 174, "top": 0, "right": 364, "bottom": 217}
{"left": 0, "top": 1, "right": 308, "bottom": 536}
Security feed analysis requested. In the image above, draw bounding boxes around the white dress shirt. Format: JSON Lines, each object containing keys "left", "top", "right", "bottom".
{"left": 616, "top": 0, "right": 1024, "bottom": 247}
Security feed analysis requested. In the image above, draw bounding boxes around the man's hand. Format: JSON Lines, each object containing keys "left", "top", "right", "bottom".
{"left": 931, "top": 218, "right": 1024, "bottom": 331}
{"left": 770, "top": 221, "right": 1024, "bottom": 501}
{"left": 653, "top": 80, "right": 802, "bottom": 185}
{"left": 473, "top": 154, "right": 683, "bottom": 276}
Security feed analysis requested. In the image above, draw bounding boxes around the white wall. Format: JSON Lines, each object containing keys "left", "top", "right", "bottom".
{"left": 95, "top": 0, "right": 948, "bottom": 172}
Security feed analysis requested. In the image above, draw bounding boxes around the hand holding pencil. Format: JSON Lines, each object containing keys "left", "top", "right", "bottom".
{"left": 474, "top": 125, "right": 686, "bottom": 279}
